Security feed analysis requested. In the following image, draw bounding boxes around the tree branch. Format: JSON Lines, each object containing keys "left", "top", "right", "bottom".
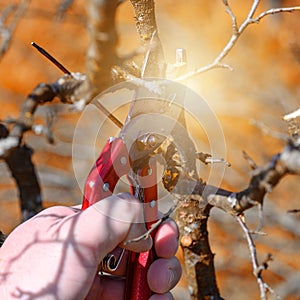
{"left": 249, "top": 6, "right": 300, "bottom": 25}
{"left": 169, "top": 125, "right": 300, "bottom": 299}
{"left": 175, "top": 199, "right": 224, "bottom": 300}
{"left": 86, "top": 0, "right": 119, "bottom": 96}
{"left": 130, "top": 0, "right": 166, "bottom": 77}
{"left": 176, "top": 2, "right": 300, "bottom": 81}
{"left": 205, "top": 138, "right": 299, "bottom": 215}
{"left": 0, "top": 72, "right": 90, "bottom": 221}
{"left": 236, "top": 215, "right": 277, "bottom": 300}
{"left": 0, "top": 72, "right": 90, "bottom": 158}
{"left": 56, "top": 0, "right": 74, "bottom": 21}
{"left": 0, "top": 0, "right": 29, "bottom": 61}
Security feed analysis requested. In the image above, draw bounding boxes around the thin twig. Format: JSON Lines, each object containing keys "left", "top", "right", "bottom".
{"left": 242, "top": 150, "right": 258, "bottom": 170}
{"left": 124, "top": 205, "right": 175, "bottom": 244}
{"left": 56, "top": 0, "right": 74, "bottom": 21}
{"left": 287, "top": 209, "right": 300, "bottom": 214}
{"left": 246, "top": 0, "right": 261, "bottom": 21}
{"left": 250, "top": 119, "right": 288, "bottom": 141}
{"left": 176, "top": 2, "right": 300, "bottom": 81}
{"left": 0, "top": 0, "right": 30, "bottom": 60}
{"left": 249, "top": 6, "right": 300, "bottom": 24}
{"left": 222, "top": 0, "right": 238, "bottom": 35}
{"left": 236, "top": 215, "right": 270, "bottom": 300}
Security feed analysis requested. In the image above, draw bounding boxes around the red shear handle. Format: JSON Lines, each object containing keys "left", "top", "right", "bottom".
{"left": 82, "top": 138, "right": 158, "bottom": 300}
{"left": 125, "top": 164, "right": 158, "bottom": 300}
{"left": 82, "top": 137, "right": 130, "bottom": 209}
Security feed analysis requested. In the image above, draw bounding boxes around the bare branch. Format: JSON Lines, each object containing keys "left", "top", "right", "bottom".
{"left": 0, "top": 70, "right": 90, "bottom": 221}
{"left": 222, "top": 0, "right": 238, "bottom": 35}
{"left": 0, "top": 73, "right": 90, "bottom": 158}
{"left": 249, "top": 6, "right": 300, "bottom": 25}
{"left": 250, "top": 119, "right": 288, "bottom": 141}
{"left": 0, "top": 0, "right": 30, "bottom": 60}
{"left": 124, "top": 205, "right": 175, "bottom": 244}
{"left": 246, "top": 0, "right": 261, "bottom": 21}
{"left": 176, "top": 62, "right": 233, "bottom": 81}
{"left": 206, "top": 139, "right": 300, "bottom": 215}
{"left": 176, "top": 2, "right": 300, "bottom": 81}
{"left": 171, "top": 134, "right": 300, "bottom": 218}
{"left": 130, "top": 0, "right": 166, "bottom": 77}
{"left": 56, "top": 0, "right": 74, "bottom": 21}
{"left": 236, "top": 215, "right": 277, "bottom": 300}
{"left": 86, "top": 0, "right": 119, "bottom": 95}
{"left": 243, "top": 150, "right": 258, "bottom": 170}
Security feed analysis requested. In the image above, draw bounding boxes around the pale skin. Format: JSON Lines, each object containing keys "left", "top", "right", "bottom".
{"left": 0, "top": 193, "right": 181, "bottom": 299}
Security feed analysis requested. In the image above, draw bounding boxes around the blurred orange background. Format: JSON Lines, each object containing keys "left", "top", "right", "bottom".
{"left": 0, "top": 1, "right": 299, "bottom": 299}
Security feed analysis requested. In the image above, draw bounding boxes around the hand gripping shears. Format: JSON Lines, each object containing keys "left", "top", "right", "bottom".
{"left": 81, "top": 78, "right": 198, "bottom": 299}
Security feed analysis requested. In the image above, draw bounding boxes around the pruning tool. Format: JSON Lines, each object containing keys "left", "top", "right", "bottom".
{"left": 81, "top": 75, "right": 198, "bottom": 299}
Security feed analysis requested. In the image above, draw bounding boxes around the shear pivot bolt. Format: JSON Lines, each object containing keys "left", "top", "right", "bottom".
{"left": 103, "top": 183, "right": 110, "bottom": 192}
{"left": 147, "top": 135, "right": 157, "bottom": 147}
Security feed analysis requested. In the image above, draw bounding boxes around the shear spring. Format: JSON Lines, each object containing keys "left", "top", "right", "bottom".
{"left": 101, "top": 248, "right": 125, "bottom": 272}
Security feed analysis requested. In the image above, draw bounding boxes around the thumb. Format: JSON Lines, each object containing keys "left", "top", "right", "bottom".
{"left": 73, "top": 193, "right": 152, "bottom": 263}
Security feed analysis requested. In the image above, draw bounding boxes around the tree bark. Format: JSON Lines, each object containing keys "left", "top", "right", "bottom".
{"left": 86, "top": 0, "right": 119, "bottom": 96}
{"left": 176, "top": 198, "right": 223, "bottom": 300}
{"left": 130, "top": 0, "right": 165, "bottom": 77}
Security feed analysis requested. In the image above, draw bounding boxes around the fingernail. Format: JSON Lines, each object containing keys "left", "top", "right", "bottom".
{"left": 168, "top": 257, "right": 181, "bottom": 289}
{"left": 168, "top": 268, "right": 177, "bottom": 288}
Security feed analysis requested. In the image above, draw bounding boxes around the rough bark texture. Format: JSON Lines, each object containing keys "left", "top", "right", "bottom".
{"left": 176, "top": 199, "right": 223, "bottom": 300}
{"left": 205, "top": 142, "right": 298, "bottom": 216}
{"left": 130, "top": 0, "right": 165, "bottom": 77}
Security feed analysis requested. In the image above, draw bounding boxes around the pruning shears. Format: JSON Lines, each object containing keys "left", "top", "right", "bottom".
{"left": 81, "top": 77, "right": 198, "bottom": 299}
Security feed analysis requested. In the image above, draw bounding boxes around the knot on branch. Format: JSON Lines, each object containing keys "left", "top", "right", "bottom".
{"left": 254, "top": 254, "right": 273, "bottom": 278}
{"left": 54, "top": 73, "right": 91, "bottom": 107}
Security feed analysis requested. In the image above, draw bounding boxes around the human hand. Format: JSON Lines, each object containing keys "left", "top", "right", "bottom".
{"left": 0, "top": 193, "right": 181, "bottom": 300}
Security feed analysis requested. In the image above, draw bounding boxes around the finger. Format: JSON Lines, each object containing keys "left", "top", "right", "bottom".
{"left": 71, "top": 193, "right": 152, "bottom": 264}
{"left": 149, "top": 293, "right": 174, "bottom": 300}
{"left": 147, "top": 257, "right": 182, "bottom": 294}
{"left": 155, "top": 219, "right": 179, "bottom": 258}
